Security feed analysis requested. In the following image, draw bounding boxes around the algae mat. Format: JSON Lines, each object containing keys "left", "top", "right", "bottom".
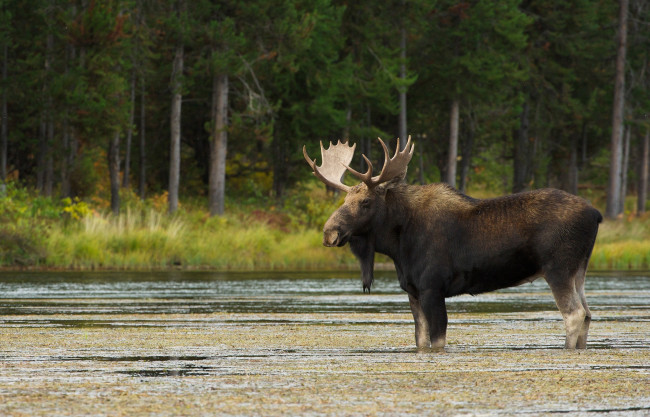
{"left": 0, "top": 271, "right": 648, "bottom": 416}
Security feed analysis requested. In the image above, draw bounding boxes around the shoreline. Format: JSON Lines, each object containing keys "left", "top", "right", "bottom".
{"left": 1, "top": 264, "right": 648, "bottom": 274}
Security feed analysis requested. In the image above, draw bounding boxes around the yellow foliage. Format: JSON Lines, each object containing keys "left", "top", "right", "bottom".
{"left": 150, "top": 191, "right": 174, "bottom": 212}
{"left": 61, "top": 197, "right": 93, "bottom": 220}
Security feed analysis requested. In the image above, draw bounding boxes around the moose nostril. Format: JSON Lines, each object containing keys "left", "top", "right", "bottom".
{"left": 323, "top": 230, "right": 339, "bottom": 247}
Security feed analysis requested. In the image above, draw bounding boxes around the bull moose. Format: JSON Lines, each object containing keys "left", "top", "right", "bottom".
{"left": 303, "top": 136, "right": 602, "bottom": 350}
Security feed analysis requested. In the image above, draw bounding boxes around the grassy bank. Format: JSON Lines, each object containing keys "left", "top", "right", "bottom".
{"left": 44, "top": 208, "right": 356, "bottom": 270}
{"left": 0, "top": 182, "right": 358, "bottom": 270}
{"left": 1, "top": 183, "right": 648, "bottom": 271}
{"left": 590, "top": 215, "right": 650, "bottom": 270}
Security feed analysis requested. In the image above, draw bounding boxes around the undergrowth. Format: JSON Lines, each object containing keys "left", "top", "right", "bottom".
{"left": 590, "top": 214, "right": 650, "bottom": 270}
{"left": 0, "top": 181, "right": 648, "bottom": 271}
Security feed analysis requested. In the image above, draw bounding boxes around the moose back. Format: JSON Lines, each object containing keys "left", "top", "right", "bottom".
{"left": 303, "top": 137, "right": 602, "bottom": 350}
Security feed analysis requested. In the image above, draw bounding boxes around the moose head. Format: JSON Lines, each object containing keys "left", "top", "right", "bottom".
{"left": 303, "top": 137, "right": 414, "bottom": 291}
{"left": 303, "top": 136, "right": 414, "bottom": 247}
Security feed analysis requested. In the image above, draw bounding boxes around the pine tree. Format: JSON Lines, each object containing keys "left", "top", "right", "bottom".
{"left": 168, "top": 0, "right": 185, "bottom": 214}
{"left": 411, "top": 0, "right": 531, "bottom": 186}
{"left": 0, "top": 0, "right": 10, "bottom": 184}
{"left": 606, "top": 0, "right": 629, "bottom": 218}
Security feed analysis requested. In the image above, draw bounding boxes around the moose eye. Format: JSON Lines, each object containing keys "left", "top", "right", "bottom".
{"left": 360, "top": 198, "right": 371, "bottom": 209}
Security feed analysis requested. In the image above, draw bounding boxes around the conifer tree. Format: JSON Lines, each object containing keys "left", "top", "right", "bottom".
{"left": 606, "top": 0, "right": 629, "bottom": 218}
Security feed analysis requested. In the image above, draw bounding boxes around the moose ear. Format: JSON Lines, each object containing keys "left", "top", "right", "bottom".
{"left": 377, "top": 169, "right": 407, "bottom": 192}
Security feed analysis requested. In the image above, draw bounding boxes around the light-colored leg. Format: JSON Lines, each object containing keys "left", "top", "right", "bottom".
{"left": 574, "top": 269, "right": 591, "bottom": 349}
{"left": 547, "top": 271, "right": 586, "bottom": 349}
{"left": 408, "top": 294, "right": 431, "bottom": 349}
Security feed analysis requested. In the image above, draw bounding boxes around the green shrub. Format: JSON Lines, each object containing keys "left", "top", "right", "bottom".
{"left": 0, "top": 226, "right": 46, "bottom": 266}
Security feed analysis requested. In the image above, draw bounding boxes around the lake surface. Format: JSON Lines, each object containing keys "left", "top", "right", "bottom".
{"left": 0, "top": 270, "right": 648, "bottom": 415}
{"left": 1, "top": 270, "right": 648, "bottom": 313}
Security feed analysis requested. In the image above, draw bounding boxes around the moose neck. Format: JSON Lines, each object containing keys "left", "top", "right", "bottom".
{"left": 369, "top": 186, "right": 408, "bottom": 262}
{"left": 369, "top": 183, "right": 472, "bottom": 261}
{"left": 349, "top": 187, "right": 405, "bottom": 292}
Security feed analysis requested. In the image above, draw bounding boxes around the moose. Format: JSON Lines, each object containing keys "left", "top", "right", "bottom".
{"left": 303, "top": 137, "right": 602, "bottom": 350}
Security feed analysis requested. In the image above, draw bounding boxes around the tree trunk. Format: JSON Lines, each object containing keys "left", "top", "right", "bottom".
{"left": 567, "top": 136, "right": 578, "bottom": 195}
{"left": 1, "top": 43, "right": 7, "bottom": 183}
{"left": 398, "top": 26, "right": 407, "bottom": 149}
{"left": 108, "top": 130, "right": 121, "bottom": 215}
{"left": 637, "top": 128, "right": 649, "bottom": 215}
{"left": 123, "top": 67, "right": 136, "bottom": 189}
{"left": 136, "top": 0, "right": 146, "bottom": 200}
{"left": 169, "top": 42, "right": 183, "bottom": 214}
{"left": 459, "top": 117, "right": 475, "bottom": 193}
{"left": 37, "top": 113, "right": 45, "bottom": 191}
{"left": 139, "top": 75, "right": 146, "bottom": 200}
{"left": 209, "top": 73, "right": 228, "bottom": 216}
{"left": 606, "top": 0, "right": 628, "bottom": 218}
{"left": 361, "top": 104, "right": 371, "bottom": 173}
{"left": 618, "top": 125, "right": 631, "bottom": 214}
{"left": 61, "top": 41, "right": 76, "bottom": 198}
{"left": 272, "top": 135, "right": 286, "bottom": 198}
{"left": 61, "top": 116, "right": 71, "bottom": 197}
{"left": 513, "top": 101, "right": 530, "bottom": 193}
{"left": 446, "top": 98, "right": 459, "bottom": 187}
{"left": 44, "top": 108, "right": 53, "bottom": 197}
{"left": 39, "top": 26, "right": 54, "bottom": 197}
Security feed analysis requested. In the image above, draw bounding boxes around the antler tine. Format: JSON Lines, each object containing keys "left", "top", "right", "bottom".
{"left": 364, "top": 136, "right": 414, "bottom": 188}
{"left": 303, "top": 140, "right": 355, "bottom": 192}
{"left": 343, "top": 154, "right": 373, "bottom": 184}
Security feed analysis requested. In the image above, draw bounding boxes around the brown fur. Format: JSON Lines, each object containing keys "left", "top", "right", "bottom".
{"left": 322, "top": 181, "right": 602, "bottom": 350}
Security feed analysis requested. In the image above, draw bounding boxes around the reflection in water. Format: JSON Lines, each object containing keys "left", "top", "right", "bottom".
{"left": 0, "top": 270, "right": 648, "bottom": 315}
{"left": 0, "top": 270, "right": 648, "bottom": 353}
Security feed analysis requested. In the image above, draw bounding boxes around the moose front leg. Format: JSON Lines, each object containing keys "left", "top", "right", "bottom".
{"left": 419, "top": 289, "right": 448, "bottom": 349}
{"left": 349, "top": 236, "right": 375, "bottom": 292}
{"left": 408, "top": 294, "right": 431, "bottom": 349}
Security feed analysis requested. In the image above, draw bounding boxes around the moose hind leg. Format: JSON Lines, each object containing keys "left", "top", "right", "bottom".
{"left": 546, "top": 272, "right": 586, "bottom": 349}
{"left": 408, "top": 294, "right": 431, "bottom": 349}
{"left": 574, "top": 269, "right": 591, "bottom": 349}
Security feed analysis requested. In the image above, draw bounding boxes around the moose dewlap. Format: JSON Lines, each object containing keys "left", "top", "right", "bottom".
{"left": 303, "top": 137, "right": 602, "bottom": 350}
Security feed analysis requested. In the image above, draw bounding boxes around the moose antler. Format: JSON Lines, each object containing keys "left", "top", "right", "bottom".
{"left": 304, "top": 136, "right": 414, "bottom": 192}
{"left": 345, "top": 136, "right": 414, "bottom": 189}
{"left": 303, "top": 140, "right": 356, "bottom": 192}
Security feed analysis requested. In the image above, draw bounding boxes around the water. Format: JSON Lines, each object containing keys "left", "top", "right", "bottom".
{"left": 0, "top": 270, "right": 648, "bottom": 315}
{"left": 0, "top": 270, "right": 648, "bottom": 415}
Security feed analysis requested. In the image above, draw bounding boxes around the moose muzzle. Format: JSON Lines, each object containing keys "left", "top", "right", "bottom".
{"left": 323, "top": 228, "right": 350, "bottom": 247}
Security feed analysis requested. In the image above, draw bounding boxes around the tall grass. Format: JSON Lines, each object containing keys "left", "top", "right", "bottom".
{"left": 46, "top": 208, "right": 186, "bottom": 268}
{"left": 589, "top": 216, "right": 650, "bottom": 270}
{"left": 2, "top": 181, "right": 649, "bottom": 271}
{"left": 44, "top": 207, "right": 356, "bottom": 270}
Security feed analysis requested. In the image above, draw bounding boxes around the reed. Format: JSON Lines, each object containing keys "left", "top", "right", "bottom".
{"left": 589, "top": 217, "right": 650, "bottom": 270}
{"left": 43, "top": 207, "right": 357, "bottom": 270}
{"left": 590, "top": 241, "right": 650, "bottom": 270}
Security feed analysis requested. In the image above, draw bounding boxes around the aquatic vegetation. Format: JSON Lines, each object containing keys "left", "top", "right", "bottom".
{"left": 0, "top": 271, "right": 648, "bottom": 416}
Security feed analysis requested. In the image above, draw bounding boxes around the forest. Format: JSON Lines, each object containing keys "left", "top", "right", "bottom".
{"left": 0, "top": 0, "right": 649, "bottom": 269}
